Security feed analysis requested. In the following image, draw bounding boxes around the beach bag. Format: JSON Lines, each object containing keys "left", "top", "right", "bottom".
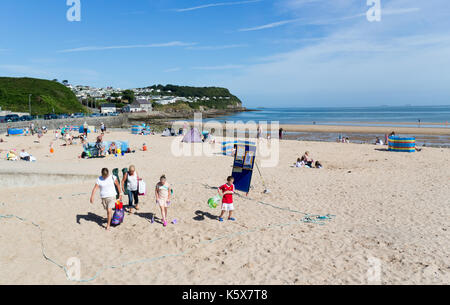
{"left": 138, "top": 179, "right": 146, "bottom": 196}
{"left": 111, "top": 201, "right": 124, "bottom": 226}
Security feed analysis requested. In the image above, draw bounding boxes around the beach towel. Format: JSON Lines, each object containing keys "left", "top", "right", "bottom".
{"left": 112, "top": 168, "right": 120, "bottom": 199}
{"left": 122, "top": 168, "right": 129, "bottom": 195}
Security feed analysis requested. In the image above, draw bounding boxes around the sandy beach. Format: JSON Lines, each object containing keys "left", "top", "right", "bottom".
{"left": 0, "top": 129, "right": 449, "bottom": 285}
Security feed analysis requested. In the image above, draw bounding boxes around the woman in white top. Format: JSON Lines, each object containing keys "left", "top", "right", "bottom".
{"left": 121, "top": 165, "right": 140, "bottom": 213}
{"left": 90, "top": 168, "right": 123, "bottom": 230}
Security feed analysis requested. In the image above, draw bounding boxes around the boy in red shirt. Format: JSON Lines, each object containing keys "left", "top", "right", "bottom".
{"left": 218, "top": 176, "right": 236, "bottom": 222}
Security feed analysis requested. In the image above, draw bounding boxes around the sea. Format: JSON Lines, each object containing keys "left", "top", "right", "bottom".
{"left": 205, "top": 106, "right": 450, "bottom": 127}
{"left": 201, "top": 106, "right": 450, "bottom": 147}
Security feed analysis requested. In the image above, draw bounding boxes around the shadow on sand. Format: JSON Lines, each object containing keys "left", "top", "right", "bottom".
{"left": 76, "top": 212, "right": 106, "bottom": 228}
{"left": 193, "top": 210, "right": 218, "bottom": 221}
{"left": 374, "top": 148, "right": 389, "bottom": 152}
{"left": 135, "top": 212, "right": 164, "bottom": 225}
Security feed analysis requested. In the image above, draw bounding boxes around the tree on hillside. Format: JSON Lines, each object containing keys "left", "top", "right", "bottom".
{"left": 121, "top": 89, "right": 135, "bottom": 103}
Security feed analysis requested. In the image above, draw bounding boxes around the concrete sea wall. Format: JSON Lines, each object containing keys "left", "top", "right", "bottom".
{"left": 0, "top": 115, "right": 129, "bottom": 133}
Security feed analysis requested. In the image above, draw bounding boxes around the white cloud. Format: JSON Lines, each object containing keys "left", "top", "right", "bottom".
{"left": 58, "top": 41, "right": 196, "bottom": 53}
{"left": 164, "top": 67, "right": 181, "bottom": 73}
{"left": 193, "top": 64, "right": 245, "bottom": 70}
{"left": 238, "top": 18, "right": 301, "bottom": 32}
{"left": 186, "top": 44, "right": 248, "bottom": 50}
{"left": 176, "top": 0, "right": 262, "bottom": 12}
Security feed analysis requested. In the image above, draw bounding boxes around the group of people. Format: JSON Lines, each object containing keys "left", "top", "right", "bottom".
{"left": 295, "top": 151, "right": 322, "bottom": 168}
{"left": 338, "top": 135, "right": 350, "bottom": 143}
{"left": 3, "top": 148, "right": 36, "bottom": 162}
{"left": 90, "top": 166, "right": 173, "bottom": 230}
{"left": 90, "top": 166, "right": 236, "bottom": 230}
{"left": 375, "top": 132, "right": 397, "bottom": 146}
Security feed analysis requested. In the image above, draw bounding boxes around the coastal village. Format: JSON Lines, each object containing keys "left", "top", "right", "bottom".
{"left": 67, "top": 83, "right": 233, "bottom": 114}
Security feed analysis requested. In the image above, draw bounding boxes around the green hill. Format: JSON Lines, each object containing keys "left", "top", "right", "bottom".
{"left": 0, "top": 77, "right": 87, "bottom": 115}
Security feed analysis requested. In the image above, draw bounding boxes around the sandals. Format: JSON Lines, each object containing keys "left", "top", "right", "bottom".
{"left": 219, "top": 217, "right": 236, "bottom": 222}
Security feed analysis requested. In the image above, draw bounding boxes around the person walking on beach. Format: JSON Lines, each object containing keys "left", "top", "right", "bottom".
{"left": 90, "top": 168, "right": 123, "bottom": 231}
{"left": 83, "top": 122, "right": 89, "bottom": 138}
{"left": 218, "top": 176, "right": 236, "bottom": 222}
{"left": 100, "top": 122, "right": 106, "bottom": 133}
{"left": 122, "top": 165, "right": 140, "bottom": 213}
{"left": 279, "top": 128, "right": 283, "bottom": 140}
{"left": 155, "top": 175, "right": 172, "bottom": 227}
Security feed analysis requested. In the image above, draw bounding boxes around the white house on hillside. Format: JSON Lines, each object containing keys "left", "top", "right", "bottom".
{"left": 135, "top": 99, "right": 153, "bottom": 112}
{"left": 123, "top": 102, "right": 142, "bottom": 113}
{"left": 100, "top": 103, "right": 117, "bottom": 114}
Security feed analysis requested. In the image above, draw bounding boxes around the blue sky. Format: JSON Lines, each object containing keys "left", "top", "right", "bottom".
{"left": 0, "top": 0, "right": 449, "bottom": 107}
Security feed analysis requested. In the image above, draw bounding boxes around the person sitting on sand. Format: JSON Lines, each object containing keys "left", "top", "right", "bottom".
{"left": 6, "top": 150, "right": 18, "bottom": 161}
{"left": 122, "top": 165, "right": 140, "bottom": 213}
{"left": 155, "top": 175, "right": 172, "bottom": 227}
{"left": 208, "top": 131, "right": 216, "bottom": 144}
{"left": 375, "top": 137, "right": 384, "bottom": 145}
{"left": 62, "top": 133, "right": 73, "bottom": 146}
{"left": 301, "top": 151, "right": 314, "bottom": 167}
{"left": 109, "top": 142, "right": 117, "bottom": 155}
{"left": 295, "top": 158, "right": 304, "bottom": 168}
{"left": 90, "top": 168, "right": 123, "bottom": 231}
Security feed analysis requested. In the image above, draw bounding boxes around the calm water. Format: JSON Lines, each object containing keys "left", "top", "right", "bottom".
{"left": 207, "top": 106, "right": 450, "bottom": 127}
